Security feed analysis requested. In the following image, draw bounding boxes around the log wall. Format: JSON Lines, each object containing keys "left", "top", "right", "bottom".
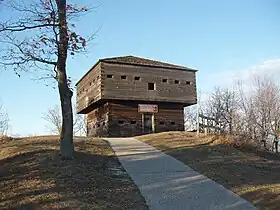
{"left": 76, "top": 61, "right": 197, "bottom": 114}
{"left": 76, "top": 63, "right": 102, "bottom": 113}
{"left": 101, "top": 62, "right": 197, "bottom": 105}
{"left": 107, "top": 102, "right": 142, "bottom": 137}
{"left": 86, "top": 101, "right": 185, "bottom": 137}
{"left": 86, "top": 102, "right": 109, "bottom": 137}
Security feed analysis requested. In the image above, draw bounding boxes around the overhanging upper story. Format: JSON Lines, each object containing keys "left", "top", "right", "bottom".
{"left": 75, "top": 56, "right": 198, "bottom": 114}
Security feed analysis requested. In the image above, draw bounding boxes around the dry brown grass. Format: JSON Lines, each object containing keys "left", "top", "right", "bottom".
{"left": 0, "top": 136, "right": 148, "bottom": 210}
{"left": 137, "top": 131, "right": 280, "bottom": 210}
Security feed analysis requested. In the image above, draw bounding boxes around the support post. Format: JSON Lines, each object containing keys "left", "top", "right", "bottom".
{"left": 142, "top": 113, "right": 144, "bottom": 134}
{"left": 196, "top": 89, "right": 200, "bottom": 137}
{"left": 152, "top": 114, "right": 155, "bottom": 133}
{"left": 196, "top": 105, "right": 199, "bottom": 136}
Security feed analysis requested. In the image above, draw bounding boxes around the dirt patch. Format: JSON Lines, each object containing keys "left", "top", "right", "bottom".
{"left": 137, "top": 131, "right": 280, "bottom": 210}
{"left": 0, "top": 136, "right": 148, "bottom": 210}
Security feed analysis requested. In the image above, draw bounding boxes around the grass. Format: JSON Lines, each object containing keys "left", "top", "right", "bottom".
{"left": 137, "top": 131, "right": 280, "bottom": 210}
{"left": 0, "top": 136, "right": 148, "bottom": 210}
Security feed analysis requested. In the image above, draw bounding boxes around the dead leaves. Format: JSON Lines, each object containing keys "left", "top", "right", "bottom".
{"left": 0, "top": 136, "right": 148, "bottom": 209}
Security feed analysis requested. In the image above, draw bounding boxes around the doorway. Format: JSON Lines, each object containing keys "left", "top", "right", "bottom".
{"left": 142, "top": 113, "right": 154, "bottom": 134}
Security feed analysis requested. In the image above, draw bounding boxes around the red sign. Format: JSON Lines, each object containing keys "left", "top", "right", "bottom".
{"left": 138, "top": 104, "right": 158, "bottom": 113}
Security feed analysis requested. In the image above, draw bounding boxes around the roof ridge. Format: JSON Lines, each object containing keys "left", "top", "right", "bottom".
{"left": 129, "top": 55, "right": 187, "bottom": 68}
{"left": 100, "top": 55, "right": 198, "bottom": 71}
{"left": 100, "top": 55, "right": 133, "bottom": 61}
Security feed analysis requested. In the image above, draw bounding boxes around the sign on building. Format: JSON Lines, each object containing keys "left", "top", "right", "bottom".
{"left": 138, "top": 104, "right": 158, "bottom": 113}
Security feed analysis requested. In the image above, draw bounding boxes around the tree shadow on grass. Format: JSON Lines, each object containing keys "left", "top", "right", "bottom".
{"left": 152, "top": 142, "right": 280, "bottom": 210}
{"left": 0, "top": 141, "right": 148, "bottom": 210}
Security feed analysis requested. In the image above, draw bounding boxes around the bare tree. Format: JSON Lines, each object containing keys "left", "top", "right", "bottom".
{"left": 235, "top": 80, "right": 257, "bottom": 140}
{"left": 0, "top": 0, "right": 93, "bottom": 157}
{"left": 220, "top": 89, "right": 237, "bottom": 134}
{"left": 229, "top": 76, "right": 280, "bottom": 151}
{"left": 270, "top": 89, "right": 280, "bottom": 152}
{"left": 203, "top": 87, "right": 237, "bottom": 134}
{"left": 43, "top": 104, "right": 87, "bottom": 136}
{"left": 184, "top": 105, "right": 197, "bottom": 131}
{"left": 248, "top": 76, "right": 280, "bottom": 150}
{"left": 193, "top": 75, "right": 280, "bottom": 152}
{"left": 43, "top": 105, "right": 62, "bottom": 135}
{"left": 74, "top": 114, "right": 87, "bottom": 136}
{"left": 0, "top": 103, "right": 9, "bottom": 136}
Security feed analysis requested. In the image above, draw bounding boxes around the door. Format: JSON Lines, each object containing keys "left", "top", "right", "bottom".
{"left": 143, "top": 114, "right": 153, "bottom": 134}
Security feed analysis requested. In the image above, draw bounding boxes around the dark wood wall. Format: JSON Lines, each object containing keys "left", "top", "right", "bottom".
{"left": 76, "top": 61, "right": 197, "bottom": 114}
{"left": 86, "top": 101, "right": 185, "bottom": 137}
{"left": 76, "top": 63, "right": 102, "bottom": 113}
{"left": 86, "top": 102, "right": 109, "bottom": 137}
{"left": 101, "top": 62, "right": 197, "bottom": 105}
{"left": 155, "top": 108, "right": 184, "bottom": 133}
{"left": 107, "top": 102, "right": 142, "bottom": 137}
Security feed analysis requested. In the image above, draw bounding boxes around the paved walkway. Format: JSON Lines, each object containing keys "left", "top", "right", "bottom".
{"left": 105, "top": 137, "right": 258, "bottom": 210}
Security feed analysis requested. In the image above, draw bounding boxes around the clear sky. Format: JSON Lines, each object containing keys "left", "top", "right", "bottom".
{"left": 0, "top": 0, "right": 279, "bottom": 136}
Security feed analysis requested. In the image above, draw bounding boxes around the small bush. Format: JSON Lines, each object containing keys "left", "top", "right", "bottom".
{"left": 0, "top": 135, "right": 13, "bottom": 142}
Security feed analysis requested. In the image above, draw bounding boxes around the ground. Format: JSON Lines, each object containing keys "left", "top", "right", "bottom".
{"left": 0, "top": 136, "right": 148, "bottom": 210}
{"left": 136, "top": 131, "right": 280, "bottom": 210}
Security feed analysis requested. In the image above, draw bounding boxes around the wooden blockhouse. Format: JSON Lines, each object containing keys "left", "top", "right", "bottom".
{"left": 75, "top": 56, "right": 198, "bottom": 137}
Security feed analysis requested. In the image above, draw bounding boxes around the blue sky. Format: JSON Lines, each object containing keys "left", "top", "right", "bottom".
{"left": 0, "top": 0, "right": 279, "bottom": 136}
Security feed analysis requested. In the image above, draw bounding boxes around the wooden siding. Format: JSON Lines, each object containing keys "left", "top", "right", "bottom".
{"left": 154, "top": 108, "right": 184, "bottom": 133}
{"left": 76, "top": 61, "right": 197, "bottom": 114}
{"left": 101, "top": 62, "right": 197, "bottom": 105}
{"left": 76, "top": 63, "right": 102, "bottom": 113}
{"left": 86, "top": 101, "right": 185, "bottom": 137}
{"left": 107, "top": 102, "right": 142, "bottom": 137}
{"left": 86, "top": 103, "right": 109, "bottom": 137}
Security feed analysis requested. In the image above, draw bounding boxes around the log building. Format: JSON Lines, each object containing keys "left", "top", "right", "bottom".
{"left": 75, "top": 56, "right": 198, "bottom": 137}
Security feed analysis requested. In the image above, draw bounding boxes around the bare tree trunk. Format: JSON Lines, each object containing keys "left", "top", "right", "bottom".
{"left": 0, "top": 0, "right": 91, "bottom": 157}
{"left": 58, "top": 84, "right": 74, "bottom": 157}
{"left": 261, "top": 134, "right": 267, "bottom": 150}
{"left": 57, "top": 0, "right": 74, "bottom": 158}
{"left": 229, "top": 122, "right": 233, "bottom": 135}
{"left": 275, "top": 141, "right": 278, "bottom": 153}
{"left": 262, "top": 140, "right": 267, "bottom": 149}
{"left": 274, "top": 135, "right": 279, "bottom": 153}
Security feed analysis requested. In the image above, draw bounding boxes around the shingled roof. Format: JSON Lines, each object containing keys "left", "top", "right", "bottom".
{"left": 75, "top": 55, "right": 197, "bottom": 86}
{"left": 100, "top": 56, "right": 197, "bottom": 71}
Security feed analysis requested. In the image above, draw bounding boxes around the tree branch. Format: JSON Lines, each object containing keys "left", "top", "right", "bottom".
{"left": 1, "top": 38, "right": 57, "bottom": 66}
{"left": 0, "top": 23, "right": 59, "bottom": 32}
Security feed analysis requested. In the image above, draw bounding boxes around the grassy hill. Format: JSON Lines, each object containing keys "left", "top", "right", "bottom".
{"left": 0, "top": 136, "right": 148, "bottom": 210}
{"left": 2, "top": 132, "right": 279, "bottom": 209}
{"left": 137, "top": 131, "right": 280, "bottom": 210}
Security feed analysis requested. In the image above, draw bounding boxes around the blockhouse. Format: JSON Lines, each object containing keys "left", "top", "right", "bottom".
{"left": 76, "top": 56, "right": 198, "bottom": 137}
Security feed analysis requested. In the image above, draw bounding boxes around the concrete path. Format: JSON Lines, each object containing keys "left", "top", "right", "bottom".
{"left": 105, "top": 137, "right": 258, "bottom": 210}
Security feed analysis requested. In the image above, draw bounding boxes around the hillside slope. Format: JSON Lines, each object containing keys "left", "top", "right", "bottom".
{"left": 137, "top": 131, "right": 280, "bottom": 210}
{"left": 0, "top": 136, "right": 148, "bottom": 210}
